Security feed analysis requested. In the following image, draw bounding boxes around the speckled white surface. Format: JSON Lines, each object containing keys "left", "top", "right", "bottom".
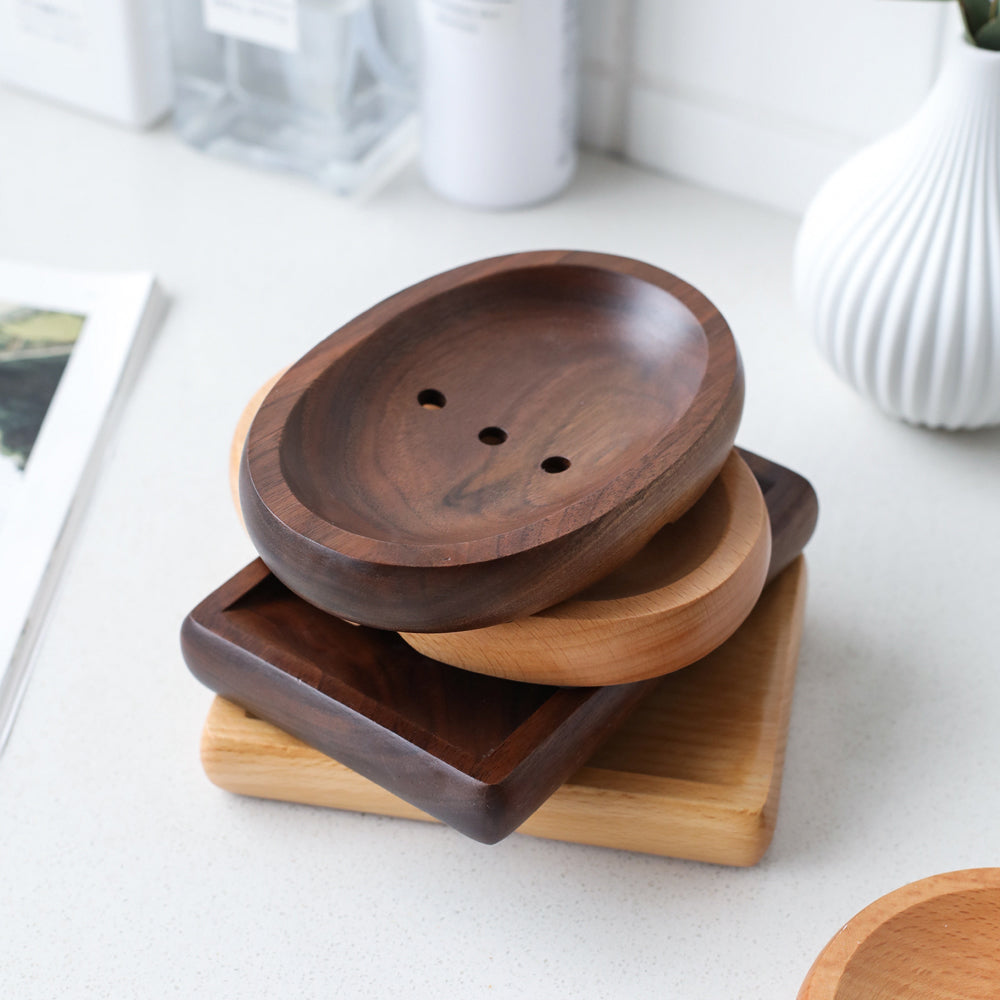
{"left": 0, "top": 86, "right": 998, "bottom": 1000}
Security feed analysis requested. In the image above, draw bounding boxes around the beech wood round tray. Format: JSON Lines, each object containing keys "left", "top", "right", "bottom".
{"left": 240, "top": 251, "right": 744, "bottom": 632}
{"left": 400, "top": 450, "right": 771, "bottom": 685}
{"left": 798, "top": 869, "right": 1000, "bottom": 1000}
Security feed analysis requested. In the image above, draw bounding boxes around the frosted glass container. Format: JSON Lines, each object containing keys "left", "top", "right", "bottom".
{"left": 168, "top": 0, "right": 418, "bottom": 195}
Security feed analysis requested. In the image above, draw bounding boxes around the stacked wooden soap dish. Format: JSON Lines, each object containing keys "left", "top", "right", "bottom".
{"left": 182, "top": 251, "right": 819, "bottom": 862}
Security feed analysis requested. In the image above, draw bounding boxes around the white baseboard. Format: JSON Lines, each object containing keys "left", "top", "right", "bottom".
{"left": 624, "top": 84, "right": 863, "bottom": 215}
{"left": 576, "top": 0, "right": 952, "bottom": 215}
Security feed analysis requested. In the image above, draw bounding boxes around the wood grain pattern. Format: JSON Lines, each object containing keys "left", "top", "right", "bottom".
{"left": 736, "top": 447, "right": 819, "bottom": 586}
{"left": 230, "top": 384, "right": 817, "bottom": 686}
{"left": 186, "top": 453, "right": 814, "bottom": 843}
{"left": 400, "top": 450, "right": 772, "bottom": 685}
{"left": 198, "top": 557, "right": 808, "bottom": 865}
{"left": 181, "top": 559, "right": 660, "bottom": 844}
{"left": 230, "top": 392, "right": 817, "bottom": 597}
{"left": 798, "top": 868, "right": 1000, "bottom": 999}
{"left": 230, "top": 370, "right": 283, "bottom": 523}
{"left": 240, "top": 251, "right": 744, "bottom": 631}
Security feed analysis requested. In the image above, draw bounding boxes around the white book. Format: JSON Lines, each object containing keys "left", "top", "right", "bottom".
{"left": 0, "top": 260, "right": 165, "bottom": 754}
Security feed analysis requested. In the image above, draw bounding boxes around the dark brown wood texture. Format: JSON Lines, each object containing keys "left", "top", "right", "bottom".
{"left": 199, "top": 556, "right": 808, "bottom": 865}
{"left": 183, "top": 454, "right": 816, "bottom": 844}
{"left": 737, "top": 448, "right": 819, "bottom": 584}
{"left": 241, "top": 251, "right": 744, "bottom": 631}
{"left": 399, "top": 450, "right": 773, "bottom": 685}
{"left": 181, "top": 559, "right": 658, "bottom": 844}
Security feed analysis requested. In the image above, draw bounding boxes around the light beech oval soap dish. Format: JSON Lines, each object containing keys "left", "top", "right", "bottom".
{"left": 400, "top": 449, "right": 772, "bottom": 685}
{"left": 798, "top": 868, "right": 1000, "bottom": 1000}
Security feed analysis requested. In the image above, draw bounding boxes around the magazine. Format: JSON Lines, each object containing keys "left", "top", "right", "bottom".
{"left": 0, "top": 260, "right": 165, "bottom": 754}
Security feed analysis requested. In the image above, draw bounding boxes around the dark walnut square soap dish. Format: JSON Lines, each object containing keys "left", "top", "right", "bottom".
{"left": 182, "top": 453, "right": 817, "bottom": 845}
{"left": 181, "top": 560, "right": 658, "bottom": 845}
{"left": 200, "top": 556, "right": 808, "bottom": 865}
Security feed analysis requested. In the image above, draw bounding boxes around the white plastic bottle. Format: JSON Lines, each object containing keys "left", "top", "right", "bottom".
{"left": 419, "top": 0, "right": 578, "bottom": 209}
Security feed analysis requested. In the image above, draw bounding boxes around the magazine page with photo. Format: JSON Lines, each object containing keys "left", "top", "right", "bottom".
{"left": 0, "top": 261, "right": 165, "bottom": 754}
{"left": 0, "top": 302, "right": 86, "bottom": 524}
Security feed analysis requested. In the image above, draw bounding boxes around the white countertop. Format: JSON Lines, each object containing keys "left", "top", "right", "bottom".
{"left": 1, "top": 86, "right": 998, "bottom": 999}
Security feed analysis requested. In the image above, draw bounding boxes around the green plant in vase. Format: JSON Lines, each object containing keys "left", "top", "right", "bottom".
{"left": 909, "top": 0, "right": 1000, "bottom": 47}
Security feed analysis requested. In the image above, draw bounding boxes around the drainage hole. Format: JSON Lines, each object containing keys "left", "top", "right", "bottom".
{"left": 478, "top": 426, "right": 508, "bottom": 445}
{"left": 541, "top": 456, "right": 570, "bottom": 474}
{"left": 418, "top": 389, "right": 446, "bottom": 409}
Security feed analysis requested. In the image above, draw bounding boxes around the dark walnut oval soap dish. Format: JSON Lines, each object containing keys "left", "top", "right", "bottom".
{"left": 240, "top": 251, "right": 744, "bottom": 632}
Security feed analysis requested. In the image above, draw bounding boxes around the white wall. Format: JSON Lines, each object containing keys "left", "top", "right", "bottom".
{"left": 579, "top": 0, "right": 956, "bottom": 214}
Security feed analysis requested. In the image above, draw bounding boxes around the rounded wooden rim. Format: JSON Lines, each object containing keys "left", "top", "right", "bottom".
{"left": 797, "top": 868, "right": 1000, "bottom": 999}
{"left": 242, "top": 251, "right": 742, "bottom": 568}
{"left": 537, "top": 450, "right": 768, "bottom": 623}
{"left": 230, "top": 370, "right": 284, "bottom": 528}
{"left": 231, "top": 406, "right": 768, "bottom": 684}
{"left": 398, "top": 450, "right": 771, "bottom": 685}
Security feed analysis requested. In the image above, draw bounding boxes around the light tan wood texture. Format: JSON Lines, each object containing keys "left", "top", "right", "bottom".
{"left": 229, "top": 371, "right": 283, "bottom": 526}
{"left": 400, "top": 450, "right": 771, "bottom": 684}
{"left": 229, "top": 389, "right": 772, "bottom": 686}
{"left": 199, "top": 556, "right": 807, "bottom": 865}
{"left": 798, "top": 868, "right": 1000, "bottom": 1000}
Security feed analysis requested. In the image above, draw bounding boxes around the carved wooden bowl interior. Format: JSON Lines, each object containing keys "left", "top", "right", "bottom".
{"left": 798, "top": 869, "right": 1000, "bottom": 1000}
{"left": 241, "top": 251, "right": 743, "bottom": 632}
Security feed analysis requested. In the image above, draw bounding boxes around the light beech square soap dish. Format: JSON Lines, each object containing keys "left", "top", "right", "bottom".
{"left": 197, "top": 557, "right": 808, "bottom": 865}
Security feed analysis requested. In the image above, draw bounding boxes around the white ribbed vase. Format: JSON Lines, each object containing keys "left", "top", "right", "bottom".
{"left": 795, "top": 38, "right": 1000, "bottom": 429}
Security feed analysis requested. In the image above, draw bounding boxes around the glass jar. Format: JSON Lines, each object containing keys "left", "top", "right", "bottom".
{"left": 168, "top": 0, "right": 418, "bottom": 195}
